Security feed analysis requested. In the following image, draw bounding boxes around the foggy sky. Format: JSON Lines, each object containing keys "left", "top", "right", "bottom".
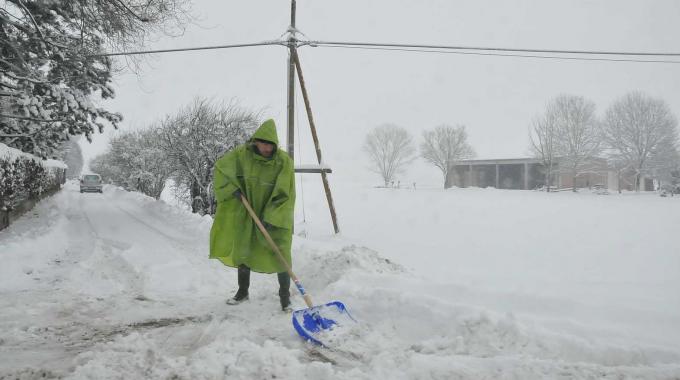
{"left": 81, "top": 0, "right": 680, "bottom": 186}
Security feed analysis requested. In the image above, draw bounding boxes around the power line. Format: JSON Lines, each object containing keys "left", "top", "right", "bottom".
{"left": 306, "top": 40, "right": 680, "bottom": 57}
{"left": 86, "top": 38, "right": 680, "bottom": 65}
{"left": 312, "top": 44, "right": 680, "bottom": 64}
{"left": 88, "top": 41, "right": 286, "bottom": 57}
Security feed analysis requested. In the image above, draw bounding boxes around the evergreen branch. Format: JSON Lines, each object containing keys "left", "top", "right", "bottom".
{"left": 0, "top": 58, "right": 33, "bottom": 78}
{"left": 16, "top": 0, "right": 47, "bottom": 43}
{"left": 0, "top": 113, "right": 61, "bottom": 123}
{"left": 0, "top": 65, "right": 46, "bottom": 84}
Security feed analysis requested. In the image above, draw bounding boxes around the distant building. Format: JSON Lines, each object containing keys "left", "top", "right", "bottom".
{"left": 449, "top": 157, "right": 653, "bottom": 191}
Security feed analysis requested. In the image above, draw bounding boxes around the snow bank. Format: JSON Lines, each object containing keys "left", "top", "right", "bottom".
{"left": 0, "top": 192, "right": 69, "bottom": 291}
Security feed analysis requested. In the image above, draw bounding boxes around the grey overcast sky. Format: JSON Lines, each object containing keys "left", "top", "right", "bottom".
{"left": 81, "top": 0, "right": 680, "bottom": 186}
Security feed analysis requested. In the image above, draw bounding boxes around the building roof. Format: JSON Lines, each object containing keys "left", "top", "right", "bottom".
{"left": 453, "top": 156, "right": 609, "bottom": 167}
{"left": 454, "top": 157, "right": 544, "bottom": 166}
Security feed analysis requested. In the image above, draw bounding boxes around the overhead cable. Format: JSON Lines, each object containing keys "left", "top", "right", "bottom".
{"left": 306, "top": 40, "right": 680, "bottom": 57}
{"left": 88, "top": 38, "right": 680, "bottom": 65}
{"left": 88, "top": 40, "right": 286, "bottom": 57}
{"left": 311, "top": 44, "right": 680, "bottom": 64}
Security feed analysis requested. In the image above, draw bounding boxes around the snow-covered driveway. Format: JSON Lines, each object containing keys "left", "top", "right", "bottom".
{"left": 1, "top": 182, "right": 680, "bottom": 379}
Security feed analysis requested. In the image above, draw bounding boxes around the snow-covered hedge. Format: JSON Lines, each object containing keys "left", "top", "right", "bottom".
{"left": 0, "top": 143, "right": 66, "bottom": 213}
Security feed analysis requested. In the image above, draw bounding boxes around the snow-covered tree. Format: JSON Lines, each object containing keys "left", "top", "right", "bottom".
{"left": 647, "top": 140, "right": 680, "bottom": 192}
{"left": 537, "top": 95, "right": 602, "bottom": 192}
{"left": 54, "top": 138, "right": 83, "bottom": 179}
{"left": 89, "top": 152, "right": 119, "bottom": 185}
{"left": 90, "top": 129, "right": 170, "bottom": 199}
{"left": 0, "top": 0, "right": 190, "bottom": 157}
{"left": 421, "top": 125, "right": 474, "bottom": 189}
{"left": 602, "top": 92, "right": 679, "bottom": 191}
{"left": 529, "top": 100, "right": 561, "bottom": 191}
{"left": 156, "top": 98, "right": 259, "bottom": 215}
{"left": 605, "top": 156, "right": 631, "bottom": 194}
{"left": 363, "top": 124, "right": 415, "bottom": 187}
{"left": 110, "top": 130, "right": 170, "bottom": 199}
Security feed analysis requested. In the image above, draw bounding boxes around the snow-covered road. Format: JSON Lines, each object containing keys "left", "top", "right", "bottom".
{"left": 0, "top": 183, "right": 229, "bottom": 377}
{"left": 1, "top": 182, "right": 680, "bottom": 379}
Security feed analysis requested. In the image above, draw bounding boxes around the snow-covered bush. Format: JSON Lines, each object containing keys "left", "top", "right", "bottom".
{"left": 0, "top": 143, "right": 65, "bottom": 212}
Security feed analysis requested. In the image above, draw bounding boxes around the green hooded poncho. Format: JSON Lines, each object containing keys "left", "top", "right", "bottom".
{"left": 209, "top": 119, "right": 295, "bottom": 274}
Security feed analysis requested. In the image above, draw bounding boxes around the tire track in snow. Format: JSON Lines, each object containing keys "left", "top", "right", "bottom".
{"left": 77, "top": 193, "right": 101, "bottom": 240}
{"left": 0, "top": 186, "right": 221, "bottom": 378}
{"left": 111, "top": 203, "right": 195, "bottom": 245}
{"left": 0, "top": 189, "right": 119, "bottom": 376}
{"left": 69, "top": 193, "right": 144, "bottom": 307}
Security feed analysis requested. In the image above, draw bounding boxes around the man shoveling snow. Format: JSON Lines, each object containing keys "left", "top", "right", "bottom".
{"left": 209, "top": 119, "right": 296, "bottom": 312}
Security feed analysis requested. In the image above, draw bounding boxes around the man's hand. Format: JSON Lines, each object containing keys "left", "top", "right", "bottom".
{"left": 233, "top": 189, "right": 242, "bottom": 200}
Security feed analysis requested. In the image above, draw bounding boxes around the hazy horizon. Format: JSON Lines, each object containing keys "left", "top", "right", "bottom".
{"left": 80, "top": 0, "right": 680, "bottom": 187}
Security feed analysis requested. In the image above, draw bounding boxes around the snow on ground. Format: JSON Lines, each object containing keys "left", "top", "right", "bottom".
{"left": 299, "top": 182, "right": 680, "bottom": 346}
{"left": 1, "top": 180, "right": 679, "bottom": 379}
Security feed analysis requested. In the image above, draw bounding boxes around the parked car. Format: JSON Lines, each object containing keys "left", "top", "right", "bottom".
{"left": 80, "top": 174, "right": 103, "bottom": 193}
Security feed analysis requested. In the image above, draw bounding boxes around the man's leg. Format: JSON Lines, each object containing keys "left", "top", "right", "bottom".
{"left": 278, "top": 271, "right": 291, "bottom": 311}
{"left": 227, "top": 264, "right": 250, "bottom": 305}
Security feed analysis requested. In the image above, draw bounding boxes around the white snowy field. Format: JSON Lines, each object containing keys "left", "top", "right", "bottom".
{"left": 1, "top": 181, "right": 679, "bottom": 379}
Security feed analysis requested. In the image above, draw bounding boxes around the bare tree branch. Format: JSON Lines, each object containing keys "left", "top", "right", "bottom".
{"left": 421, "top": 125, "right": 475, "bottom": 188}
{"left": 535, "top": 94, "right": 603, "bottom": 192}
{"left": 363, "top": 124, "right": 415, "bottom": 187}
{"left": 602, "top": 91, "right": 679, "bottom": 191}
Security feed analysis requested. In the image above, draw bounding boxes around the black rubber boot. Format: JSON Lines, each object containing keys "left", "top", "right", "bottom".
{"left": 278, "top": 272, "right": 291, "bottom": 311}
{"left": 227, "top": 265, "right": 250, "bottom": 305}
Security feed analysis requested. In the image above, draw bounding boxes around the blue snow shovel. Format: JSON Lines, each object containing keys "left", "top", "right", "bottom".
{"left": 239, "top": 195, "right": 356, "bottom": 346}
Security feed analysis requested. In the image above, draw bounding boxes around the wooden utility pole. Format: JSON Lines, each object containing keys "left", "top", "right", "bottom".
{"left": 292, "top": 49, "right": 340, "bottom": 233}
{"left": 285, "top": 0, "right": 340, "bottom": 234}
{"left": 286, "top": 0, "right": 296, "bottom": 158}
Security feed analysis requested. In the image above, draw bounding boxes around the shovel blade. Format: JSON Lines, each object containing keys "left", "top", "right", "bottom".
{"left": 292, "top": 301, "right": 356, "bottom": 346}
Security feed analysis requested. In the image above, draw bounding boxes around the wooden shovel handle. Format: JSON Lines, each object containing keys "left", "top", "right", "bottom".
{"left": 239, "top": 195, "right": 314, "bottom": 308}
